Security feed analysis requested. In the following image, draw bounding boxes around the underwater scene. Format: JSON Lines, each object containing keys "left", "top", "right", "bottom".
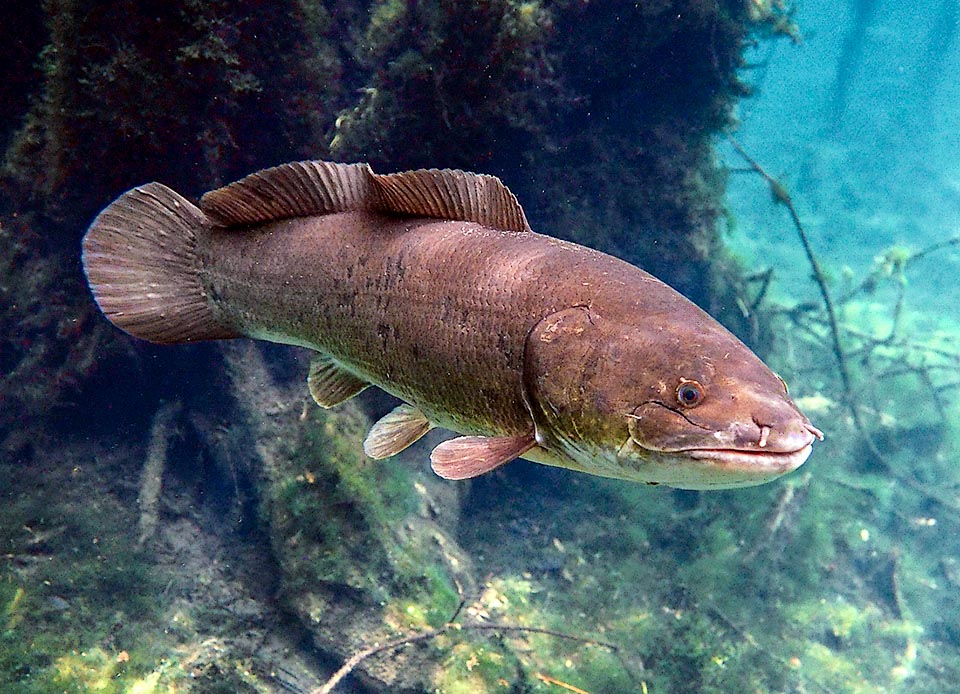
{"left": 2, "top": 1, "right": 959, "bottom": 692}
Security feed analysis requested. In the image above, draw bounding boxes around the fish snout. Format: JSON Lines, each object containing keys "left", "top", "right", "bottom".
{"left": 737, "top": 414, "right": 823, "bottom": 453}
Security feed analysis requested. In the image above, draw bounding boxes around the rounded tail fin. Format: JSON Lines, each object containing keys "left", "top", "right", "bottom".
{"left": 81, "top": 183, "right": 240, "bottom": 344}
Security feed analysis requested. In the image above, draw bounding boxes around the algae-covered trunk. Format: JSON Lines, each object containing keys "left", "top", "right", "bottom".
{"left": 222, "top": 343, "right": 476, "bottom": 691}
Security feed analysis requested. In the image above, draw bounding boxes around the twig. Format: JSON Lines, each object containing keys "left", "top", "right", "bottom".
{"left": 905, "top": 234, "right": 960, "bottom": 268}
{"left": 536, "top": 672, "right": 592, "bottom": 693}
{"left": 706, "top": 604, "right": 839, "bottom": 694}
{"left": 836, "top": 236, "right": 960, "bottom": 307}
{"left": 841, "top": 325, "right": 959, "bottom": 361}
{"left": 466, "top": 622, "right": 620, "bottom": 651}
{"left": 310, "top": 606, "right": 624, "bottom": 694}
{"left": 746, "top": 267, "right": 775, "bottom": 313}
{"left": 742, "top": 479, "right": 802, "bottom": 562}
{"left": 726, "top": 135, "right": 883, "bottom": 460}
{"left": 311, "top": 626, "right": 452, "bottom": 694}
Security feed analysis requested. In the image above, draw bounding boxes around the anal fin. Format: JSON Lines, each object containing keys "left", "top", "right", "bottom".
{"left": 363, "top": 404, "right": 434, "bottom": 459}
{"left": 307, "top": 354, "right": 368, "bottom": 407}
{"left": 430, "top": 434, "right": 535, "bottom": 480}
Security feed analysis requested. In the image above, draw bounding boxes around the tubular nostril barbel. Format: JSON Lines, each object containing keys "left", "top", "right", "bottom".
{"left": 806, "top": 423, "right": 825, "bottom": 441}
{"left": 758, "top": 426, "right": 770, "bottom": 448}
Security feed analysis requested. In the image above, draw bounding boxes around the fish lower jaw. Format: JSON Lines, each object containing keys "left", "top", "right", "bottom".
{"left": 682, "top": 444, "right": 814, "bottom": 485}
{"left": 529, "top": 438, "right": 811, "bottom": 490}
{"left": 621, "top": 445, "right": 812, "bottom": 490}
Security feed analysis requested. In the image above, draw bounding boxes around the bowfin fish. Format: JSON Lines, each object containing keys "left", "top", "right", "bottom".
{"left": 82, "top": 160, "right": 822, "bottom": 490}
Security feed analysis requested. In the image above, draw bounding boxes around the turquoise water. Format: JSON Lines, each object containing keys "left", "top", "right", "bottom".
{"left": 725, "top": 0, "right": 960, "bottom": 302}
{"left": 719, "top": 5, "right": 960, "bottom": 691}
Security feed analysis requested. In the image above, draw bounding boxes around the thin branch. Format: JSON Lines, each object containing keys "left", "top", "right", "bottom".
{"left": 311, "top": 626, "right": 451, "bottom": 694}
{"left": 836, "top": 236, "right": 960, "bottom": 306}
{"left": 466, "top": 622, "right": 620, "bottom": 651}
{"left": 706, "top": 604, "right": 839, "bottom": 694}
{"left": 726, "top": 135, "right": 883, "bottom": 460}
{"left": 905, "top": 234, "right": 960, "bottom": 268}
{"left": 310, "top": 611, "right": 622, "bottom": 694}
{"left": 536, "top": 672, "right": 593, "bottom": 693}
{"left": 746, "top": 267, "right": 775, "bottom": 313}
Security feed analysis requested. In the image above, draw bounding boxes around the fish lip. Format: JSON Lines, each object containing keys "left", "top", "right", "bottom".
{"left": 684, "top": 440, "right": 814, "bottom": 473}
{"left": 615, "top": 433, "right": 816, "bottom": 489}
{"left": 640, "top": 427, "right": 819, "bottom": 459}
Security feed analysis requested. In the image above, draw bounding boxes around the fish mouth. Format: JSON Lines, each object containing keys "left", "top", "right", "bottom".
{"left": 665, "top": 420, "right": 821, "bottom": 481}
{"left": 656, "top": 421, "right": 818, "bottom": 488}
{"left": 612, "top": 429, "right": 818, "bottom": 489}
{"left": 685, "top": 440, "right": 814, "bottom": 476}
{"left": 651, "top": 441, "right": 815, "bottom": 489}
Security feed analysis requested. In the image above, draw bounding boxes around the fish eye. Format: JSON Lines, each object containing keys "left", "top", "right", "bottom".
{"left": 676, "top": 380, "right": 704, "bottom": 408}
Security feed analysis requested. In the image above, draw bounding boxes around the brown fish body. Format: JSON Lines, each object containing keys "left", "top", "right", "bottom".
{"left": 82, "top": 161, "right": 822, "bottom": 488}
{"left": 206, "top": 213, "right": 539, "bottom": 435}
{"left": 202, "top": 212, "right": 688, "bottom": 434}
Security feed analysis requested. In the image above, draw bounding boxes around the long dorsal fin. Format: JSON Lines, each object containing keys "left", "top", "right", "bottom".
{"left": 199, "top": 160, "right": 530, "bottom": 233}
{"left": 373, "top": 168, "right": 530, "bottom": 233}
{"left": 201, "top": 161, "right": 377, "bottom": 226}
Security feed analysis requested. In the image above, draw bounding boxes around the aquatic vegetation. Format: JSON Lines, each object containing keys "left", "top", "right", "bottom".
{"left": 745, "top": 0, "right": 800, "bottom": 41}
{"left": 315, "top": 570, "right": 639, "bottom": 693}
{"left": 0, "top": 443, "right": 176, "bottom": 692}
{"left": 708, "top": 138, "right": 960, "bottom": 693}
{"left": 0, "top": 211, "right": 111, "bottom": 444}
{"left": 269, "top": 405, "right": 418, "bottom": 595}
{"left": 508, "top": 1, "right": 789, "bottom": 314}
{"left": 728, "top": 137, "right": 960, "bottom": 473}
{"left": 330, "top": 0, "right": 556, "bottom": 170}
{"left": 2, "top": 0, "right": 347, "bottom": 225}
{"left": 444, "top": 460, "right": 957, "bottom": 694}
{"left": 220, "top": 344, "right": 480, "bottom": 690}
{"left": 0, "top": 0, "right": 348, "bottom": 456}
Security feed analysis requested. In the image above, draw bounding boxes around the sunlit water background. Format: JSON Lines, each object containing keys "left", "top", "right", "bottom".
{"left": 726, "top": 0, "right": 960, "bottom": 307}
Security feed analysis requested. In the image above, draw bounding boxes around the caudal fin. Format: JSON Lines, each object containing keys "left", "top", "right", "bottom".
{"left": 81, "top": 183, "right": 240, "bottom": 344}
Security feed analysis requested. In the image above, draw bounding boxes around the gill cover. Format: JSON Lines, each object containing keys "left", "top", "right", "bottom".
{"left": 522, "top": 306, "right": 621, "bottom": 451}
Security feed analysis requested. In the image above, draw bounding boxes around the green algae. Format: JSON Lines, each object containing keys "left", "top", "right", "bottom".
{"left": 435, "top": 640, "right": 525, "bottom": 693}
{"left": 0, "top": 458, "right": 178, "bottom": 693}
{"left": 267, "top": 405, "right": 420, "bottom": 596}
{"left": 330, "top": 0, "right": 556, "bottom": 169}
{"left": 447, "top": 424, "right": 960, "bottom": 694}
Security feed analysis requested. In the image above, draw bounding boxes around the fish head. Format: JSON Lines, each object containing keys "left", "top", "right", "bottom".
{"left": 523, "top": 305, "right": 822, "bottom": 490}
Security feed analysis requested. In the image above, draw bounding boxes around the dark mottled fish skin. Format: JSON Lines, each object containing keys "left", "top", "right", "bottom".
{"left": 203, "top": 212, "right": 671, "bottom": 435}
{"left": 82, "top": 161, "right": 822, "bottom": 489}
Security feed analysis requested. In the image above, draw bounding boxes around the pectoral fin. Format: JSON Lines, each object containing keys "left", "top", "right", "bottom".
{"left": 430, "top": 434, "right": 536, "bottom": 480}
{"left": 307, "top": 354, "right": 368, "bottom": 407}
{"left": 363, "top": 404, "right": 434, "bottom": 459}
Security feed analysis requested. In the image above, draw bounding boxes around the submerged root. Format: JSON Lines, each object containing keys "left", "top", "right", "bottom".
{"left": 728, "top": 134, "right": 960, "bottom": 528}
{"left": 725, "top": 136, "right": 955, "bottom": 464}
{"left": 136, "top": 400, "right": 182, "bottom": 549}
